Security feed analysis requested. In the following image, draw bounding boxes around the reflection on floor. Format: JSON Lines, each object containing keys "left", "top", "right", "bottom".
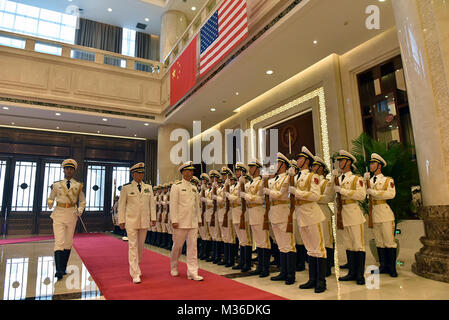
{"left": 1, "top": 232, "right": 448, "bottom": 300}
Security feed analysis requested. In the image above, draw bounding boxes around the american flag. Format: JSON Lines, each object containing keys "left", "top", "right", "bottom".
{"left": 199, "top": 0, "right": 248, "bottom": 76}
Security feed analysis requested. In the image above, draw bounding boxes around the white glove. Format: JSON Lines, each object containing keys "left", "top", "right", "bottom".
{"left": 212, "top": 195, "right": 218, "bottom": 200}
{"left": 240, "top": 192, "right": 247, "bottom": 199}
{"left": 288, "top": 167, "right": 296, "bottom": 176}
{"left": 77, "top": 208, "right": 83, "bottom": 217}
{"left": 244, "top": 193, "right": 251, "bottom": 202}
{"left": 212, "top": 182, "right": 218, "bottom": 188}
{"left": 263, "top": 188, "right": 271, "bottom": 196}
{"left": 332, "top": 169, "right": 339, "bottom": 177}
{"left": 334, "top": 186, "right": 341, "bottom": 193}
{"left": 224, "top": 192, "right": 231, "bottom": 199}
{"left": 367, "top": 188, "right": 375, "bottom": 196}
{"left": 288, "top": 186, "right": 297, "bottom": 195}
{"left": 201, "top": 184, "right": 206, "bottom": 190}
{"left": 200, "top": 197, "right": 207, "bottom": 203}
{"left": 238, "top": 176, "right": 245, "bottom": 184}
{"left": 364, "top": 172, "right": 371, "bottom": 181}
{"left": 224, "top": 178, "right": 230, "bottom": 186}
{"left": 262, "top": 173, "right": 270, "bottom": 180}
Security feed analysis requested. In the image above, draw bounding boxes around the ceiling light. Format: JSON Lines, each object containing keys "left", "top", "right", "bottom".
{"left": 11, "top": 122, "right": 15, "bottom": 125}
{"left": 313, "top": 40, "right": 318, "bottom": 44}
{"left": 134, "top": 134, "right": 137, "bottom": 137}
{"left": 2, "top": 106, "right": 9, "bottom": 110}
{"left": 55, "top": 112, "right": 61, "bottom": 116}
{"left": 191, "top": 7, "right": 197, "bottom": 11}
{"left": 56, "top": 126, "right": 60, "bottom": 129}
{"left": 235, "top": 92, "right": 239, "bottom": 95}
{"left": 97, "top": 130, "right": 101, "bottom": 133}
{"left": 145, "top": 18, "right": 149, "bottom": 22}
{"left": 379, "top": 0, "right": 386, "bottom": 2}
{"left": 144, "top": 123, "right": 149, "bottom": 126}
{"left": 210, "top": 108, "right": 216, "bottom": 112}
{"left": 266, "top": 70, "right": 273, "bottom": 75}
{"left": 107, "top": 8, "right": 112, "bottom": 12}
{"left": 102, "top": 118, "right": 108, "bottom": 121}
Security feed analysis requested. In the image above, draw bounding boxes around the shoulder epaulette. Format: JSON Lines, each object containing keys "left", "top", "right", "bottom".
{"left": 175, "top": 180, "right": 182, "bottom": 185}
{"left": 123, "top": 182, "right": 131, "bottom": 186}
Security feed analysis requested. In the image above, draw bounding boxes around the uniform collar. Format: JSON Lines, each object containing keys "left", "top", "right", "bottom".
{"left": 374, "top": 173, "right": 384, "bottom": 179}
{"left": 132, "top": 180, "right": 143, "bottom": 186}
{"left": 300, "top": 169, "right": 310, "bottom": 174}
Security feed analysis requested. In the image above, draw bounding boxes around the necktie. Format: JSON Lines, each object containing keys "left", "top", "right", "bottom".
{"left": 66, "top": 180, "right": 70, "bottom": 189}
{"left": 342, "top": 175, "right": 345, "bottom": 182}
{"left": 297, "top": 171, "right": 302, "bottom": 179}
{"left": 138, "top": 184, "right": 142, "bottom": 193}
{"left": 374, "top": 176, "right": 377, "bottom": 184}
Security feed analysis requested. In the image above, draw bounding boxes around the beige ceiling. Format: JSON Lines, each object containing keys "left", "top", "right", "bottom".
{"left": 165, "top": 0, "right": 397, "bottom": 132}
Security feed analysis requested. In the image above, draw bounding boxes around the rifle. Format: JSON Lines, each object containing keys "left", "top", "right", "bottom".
{"left": 286, "top": 171, "right": 295, "bottom": 233}
{"left": 334, "top": 174, "right": 344, "bottom": 230}
{"left": 262, "top": 172, "right": 270, "bottom": 231}
{"left": 165, "top": 188, "right": 170, "bottom": 223}
{"left": 158, "top": 192, "right": 163, "bottom": 223}
{"left": 200, "top": 180, "right": 206, "bottom": 227}
{"left": 367, "top": 177, "right": 374, "bottom": 228}
{"left": 223, "top": 178, "right": 230, "bottom": 228}
{"left": 239, "top": 176, "right": 246, "bottom": 230}
{"left": 210, "top": 179, "right": 217, "bottom": 227}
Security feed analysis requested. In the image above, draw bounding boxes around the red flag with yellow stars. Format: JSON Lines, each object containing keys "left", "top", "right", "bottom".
{"left": 170, "top": 36, "right": 197, "bottom": 106}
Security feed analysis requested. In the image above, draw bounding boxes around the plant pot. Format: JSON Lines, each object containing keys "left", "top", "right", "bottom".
{"left": 369, "top": 238, "right": 400, "bottom": 262}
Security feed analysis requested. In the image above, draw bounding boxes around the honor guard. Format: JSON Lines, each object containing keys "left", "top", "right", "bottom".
{"left": 226, "top": 162, "right": 253, "bottom": 272}
{"left": 289, "top": 147, "right": 327, "bottom": 293}
{"left": 155, "top": 185, "right": 163, "bottom": 247}
{"left": 333, "top": 150, "right": 367, "bottom": 285}
{"left": 290, "top": 159, "right": 308, "bottom": 272}
{"left": 217, "top": 167, "right": 237, "bottom": 268}
{"left": 366, "top": 153, "right": 398, "bottom": 277}
{"left": 263, "top": 153, "right": 297, "bottom": 285}
{"left": 47, "top": 159, "right": 86, "bottom": 280}
{"left": 170, "top": 161, "right": 203, "bottom": 281}
{"left": 166, "top": 182, "right": 174, "bottom": 251}
{"left": 242, "top": 159, "right": 271, "bottom": 277}
{"left": 160, "top": 183, "right": 170, "bottom": 249}
{"left": 198, "top": 174, "right": 212, "bottom": 260}
{"left": 312, "top": 155, "right": 335, "bottom": 277}
{"left": 118, "top": 162, "right": 156, "bottom": 283}
{"left": 205, "top": 170, "right": 223, "bottom": 263}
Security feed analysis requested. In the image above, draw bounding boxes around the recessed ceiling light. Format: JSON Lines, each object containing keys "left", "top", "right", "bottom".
{"left": 379, "top": 0, "right": 386, "bottom": 2}
{"left": 55, "top": 112, "right": 61, "bottom": 116}
{"left": 191, "top": 6, "right": 196, "bottom": 11}
{"left": 210, "top": 108, "right": 216, "bottom": 112}
{"left": 97, "top": 130, "right": 101, "bottom": 133}
{"left": 266, "top": 70, "right": 273, "bottom": 75}
{"left": 145, "top": 18, "right": 149, "bottom": 22}
{"left": 134, "top": 134, "right": 137, "bottom": 137}
{"left": 11, "top": 122, "right": 15, "bottom": 125}
{"left": 56, "top": 126, "right": 60, "bottom": 129}
{"left": 313, "top": 40, "right": 318, "bottom": 44}
{"left": 144, "top": 123, "right": 149, "bottom": 126}
{"left": 2, "top": 106, "right": 9, "bottom": 110}
{"left": 102, "top": 118, "right": 108, "bottom": 121}
{"left": 235, "top": 92, "right": 239, "bottom": 95}
{"left": 107, "top": 8, "right": 112, "bottom": 12}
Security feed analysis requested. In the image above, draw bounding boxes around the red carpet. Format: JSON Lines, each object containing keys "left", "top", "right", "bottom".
{"left": 0, "top": 235, "right": 55, "bottom": 245}
{"left": 73, "top": 233, "right": 287, "bottom": 300}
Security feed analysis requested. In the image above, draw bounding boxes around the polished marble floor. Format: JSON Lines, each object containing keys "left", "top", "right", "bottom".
{"left": 1, "top": 232, "right": 448, "bottom": 300}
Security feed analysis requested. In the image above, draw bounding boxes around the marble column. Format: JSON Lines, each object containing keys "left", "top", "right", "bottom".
{"left": 159, "top": 10, "right": 188, "bottom": 62}
{"left": 157, "top": 123, "right": 189, "bottom": 185}
{"left": 392, "top": 0, "right": 449, "bottom": 283}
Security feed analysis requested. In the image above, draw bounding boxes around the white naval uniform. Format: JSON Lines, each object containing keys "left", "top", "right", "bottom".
{"left": 207, "top": 186, "right": 222, "bottom": 241}
{"left": 317, "top": 175, "right": 335, "bottom": 248}
{"left": 48, "top": 178, "right": 86, "bottom": 251}
{"left": 337, "top": 172, "right": 367, "bottom": 252}
{"left": 369, "top": 174, "right": 397, "bottom": 248}
{"left": 170, "top": 179, "right": 202, "bottom": 277}
{"left": 155, "top": 194, "right": 162, "bottom": 232}
{"left": 228, "top": 181, "right": 252, "bottom": 246}
{"left": 292, "top": 169, "right": 326, "bottom": 258}
{"left": 218, "top": 183, "right": 235, "bottom": 244}
{"left": 268, "top": 173, "right": 296, "bottom": 253}
{"left": 118, "top": 180, "right": 156, "bottom": 280}
{"left": 161, "top": 193, "right": 169, "bottom": 234}
{"left": 216, "top": 186, "right": 229, "bottom": 243}
{"left": 198, "top": 188, "right": 211, "bottom": 241}
{"left": 246, "top": 176, "right": 270, "bottom": 249}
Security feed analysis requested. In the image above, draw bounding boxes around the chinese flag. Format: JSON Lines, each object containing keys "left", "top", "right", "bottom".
{"left": 170, "top": 36, "right": 197, "bottom": 106}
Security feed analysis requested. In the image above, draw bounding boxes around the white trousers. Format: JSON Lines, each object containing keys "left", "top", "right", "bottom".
{"left": 170, "top": 228, "right": 199, "bottom": 276}
{"left": 374, "top": 221, "right": 397, "bottom": 248}
{"left": 219, "top": 223, "right": 236, "bottom": 244}
{"left": 233, "top": 222, "right": 252, "bottom": 246}
{"left": 250, "top": 224, "right": 271, "bottom": 249}
{"left": 127, "top": 228, "right": 147, "bottom": 279}
{"left": 271, "top": 222, "right": 296, "bottom": 253}
{"left": 344, "top": 224, "right": 365, "bottom": 252}
{"left": 323, "top": 218, "right": 334, "bottom": 248}
{"left": 53, "top": 219, "right": 77, "bottom": 251}
{"left": 299, "top": 222, "right": 327, "bottom": 258}
{"left": 198, "top": 223, "right": 211, "bottom": 240}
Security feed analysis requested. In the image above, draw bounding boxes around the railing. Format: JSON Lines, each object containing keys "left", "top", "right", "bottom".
{"left": 0, "top": 29, "right": 165, "bottom": 76}
{"left": 162, "top": 0, "right": 222, "bottom": 68}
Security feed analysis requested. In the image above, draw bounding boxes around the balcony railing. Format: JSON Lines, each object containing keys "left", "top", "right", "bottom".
{"left": 0, "top": 29, "right": 165, "bottom": 76}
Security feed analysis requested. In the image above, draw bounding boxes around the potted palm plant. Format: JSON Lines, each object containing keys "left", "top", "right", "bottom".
{"left": 349, "top": 133, "right": 420, "bottom": 261}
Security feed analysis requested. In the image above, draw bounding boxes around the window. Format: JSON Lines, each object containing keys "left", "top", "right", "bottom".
{"left": 357, "top": 55, "right": 415, "bottom": 150}
{"left": 0, "top": 160, "right": 6, "bottom": 211}
{"left": 121, "top": 28, "right": 136, "bottom": 57}
{"left": 41, "top": 163, "right": 65, "bottom": 212}
{"left": 85, "top": 165, "right": 106, "bottom": 211}
{"left": 3, "top": 258, "right": 29, "bottom": 300}
{"left": 11, "top": 161, "right": 37, "bottom": 212}
{"left": 112, "top": 166, "right": 130, "bottom": 206}
{"left": 0, "top": 0, "right": 77, "bottom": 44}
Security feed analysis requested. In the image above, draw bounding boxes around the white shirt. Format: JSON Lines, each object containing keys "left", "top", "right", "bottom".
{"left": 170, "top": 179, "right": 201, "bottom": 229}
